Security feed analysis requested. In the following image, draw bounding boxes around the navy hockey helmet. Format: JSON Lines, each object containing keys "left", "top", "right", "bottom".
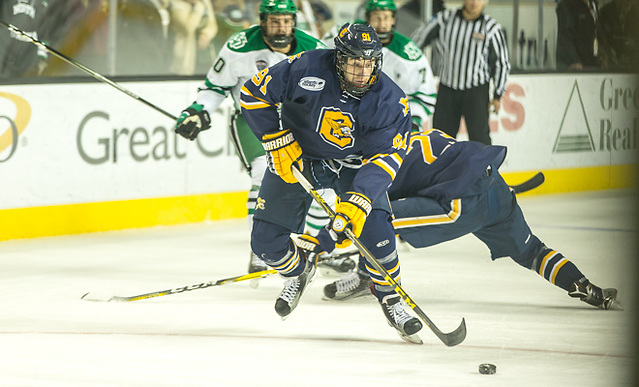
{"left": 259, "top": 0, "right": 297, "bottom": 48}
{"left": 334, "top": 23, "right": 383, "bottom": 97}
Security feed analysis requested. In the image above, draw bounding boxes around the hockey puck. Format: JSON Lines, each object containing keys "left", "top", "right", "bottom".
{"left": 478, "top": 363, "right": 496, "bottom": 375}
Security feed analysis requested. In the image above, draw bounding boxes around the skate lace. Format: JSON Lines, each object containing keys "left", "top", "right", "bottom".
{"left": 335, "top": 272, "right": 361, "bottom": 293}
{"left": 280, "top": 277, "right": 301, "bottom": 303}
{"left": 388, "top": 300, "right": 413, "bottom": 326}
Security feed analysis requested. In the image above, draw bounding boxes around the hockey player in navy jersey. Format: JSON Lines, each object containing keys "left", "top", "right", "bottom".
{"left": 240, "top": 22, "right": 423, "bottom": 343}
{"left": 173, "top": 0, "right": 326, "bottom": 275}
{"left": 321, "top": 129, "right": 621, "bottom": 310}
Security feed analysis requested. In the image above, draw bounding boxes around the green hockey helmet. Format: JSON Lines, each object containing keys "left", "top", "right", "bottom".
{"left": 259, "top": 0, "right": 297, "bottom": 17}
{"left": 365, "top": 0, "right": 397, "bottom": 15}
{"left": 259, "top": 0, "right": 297, "bottom": 49}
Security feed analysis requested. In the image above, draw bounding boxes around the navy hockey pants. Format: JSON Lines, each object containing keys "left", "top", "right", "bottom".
{"left": 390, "top": 170, "right": 544, "bottom": 269}
{"left": 251, "top": 160, "right": 400, "bottom": 299}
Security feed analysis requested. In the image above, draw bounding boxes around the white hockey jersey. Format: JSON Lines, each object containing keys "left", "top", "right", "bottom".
{"left": 195, "top": 25, "right": 326, "bottom": 115}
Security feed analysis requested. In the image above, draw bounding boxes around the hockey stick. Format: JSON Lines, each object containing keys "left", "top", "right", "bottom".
{"left": 291, "top": 166, "right": 467, "bottom": 347}
{"left": 0, "top": 20, "right": 177, "bottom": 121}
{"left": 510, "top": 172, "right": 545, "bottom": 194}
{"left": 81, "top": 269, "right": 277, "bottom": 302}
{"left": 80, "top": 250, "right": 357, "bottom": 302}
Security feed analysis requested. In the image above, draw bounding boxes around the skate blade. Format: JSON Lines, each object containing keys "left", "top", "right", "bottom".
{"left": 398, "top": 332, "right": 423, "bottom": 345}
{"left": 605, "top": 299, "right": 624, "bottom": 311}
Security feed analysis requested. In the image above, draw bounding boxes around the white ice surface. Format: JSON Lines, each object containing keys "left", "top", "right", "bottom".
{"left": 0, "top": 190, "right": 636, "bottom": 386}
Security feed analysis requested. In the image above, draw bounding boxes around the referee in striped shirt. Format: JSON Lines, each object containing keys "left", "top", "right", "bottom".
{"left": 412, "top": 0, "right": 510, "bottom": 145}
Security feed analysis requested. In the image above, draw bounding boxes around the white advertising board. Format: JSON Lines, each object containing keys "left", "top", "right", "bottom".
{"left": 1, "top": 73, "right": 637, "bottom": 211}
{"left": 1, "top": 80, "right": 249, "bottom": 210}
{"left": 465, "top": 73, "right": 637, "bottom": 172}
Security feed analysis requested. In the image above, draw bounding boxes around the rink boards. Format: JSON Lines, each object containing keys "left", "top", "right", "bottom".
{"left": 0, "top": 73, "right": 637, "bottom": 240}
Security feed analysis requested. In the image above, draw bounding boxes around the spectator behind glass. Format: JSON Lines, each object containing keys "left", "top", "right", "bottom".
{"left": 115, "top": 0, "right": 172, "bottom": 75}
{"left": 599, "top": 0, "right": 638, "bottom": 71}
{"left": 394, "top": 0, "right": 444, "bottom": 38}
{"left": 556, "top": 0, "right": 606, "bottom": 71}
{"left": 0, "top": 0, "right": 49, "bottom": 78}
{"left": 168, "top": 0, "right": 218, "bottom": 75}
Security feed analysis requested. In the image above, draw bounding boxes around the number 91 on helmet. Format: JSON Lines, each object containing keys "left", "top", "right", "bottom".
{"left": 333, "top": 22, "right": 383, "bottom": 97}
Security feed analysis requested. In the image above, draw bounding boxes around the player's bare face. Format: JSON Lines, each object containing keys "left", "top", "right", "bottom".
{"left": 342, "top": 57, "right": 375, "bottom": 89}
{"left": 367, "top": 10, "right": 395, "bottom": 40}
{"left": 462, "top": 0, "right": 486, "bottom": 20}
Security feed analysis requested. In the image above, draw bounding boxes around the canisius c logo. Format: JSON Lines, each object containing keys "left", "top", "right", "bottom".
{"left": 0, "top": 92, "right": 31, "bottom": 162}
{"left": 316, "top": 107, "right": 355, "bottom": 150}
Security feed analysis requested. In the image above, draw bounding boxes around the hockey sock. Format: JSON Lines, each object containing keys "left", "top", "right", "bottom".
{"left": 270, "top": 243, "right": 306, "bottom": 277}
{"left": 365, "top": 249, "right": 401, "bottom": 301}
{"left": 533, "top": 248, "right": 585, "bottom": 291}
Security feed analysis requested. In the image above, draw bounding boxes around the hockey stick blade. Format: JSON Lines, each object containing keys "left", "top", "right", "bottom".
{"left": 81, "top": 269, "right": 277, "bottom": 302}
{"left": 292, "top": 166, "right": 467, "bottom": 347}
{"left": 511, "top": 172, "right": 545, "bottom": 194}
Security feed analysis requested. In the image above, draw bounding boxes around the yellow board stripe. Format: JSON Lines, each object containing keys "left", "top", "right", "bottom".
{"left": 392, "top": 199, "right": 461, "bottom": 229}
{"left": 0, "top": 191, "right": 247, "bottom": 241}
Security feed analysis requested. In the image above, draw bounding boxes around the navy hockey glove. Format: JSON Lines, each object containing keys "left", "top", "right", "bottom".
{"left": 329, "top": 192, "right": 372, "bottom": 249}
{"left": 175, "top": 103, "right": 211, "bottom": 140}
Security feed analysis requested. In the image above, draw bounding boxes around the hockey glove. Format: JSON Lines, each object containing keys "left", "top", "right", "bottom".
{"left": 329, "top": 192, "right": 372, "bottom": 249}
{"left": 262, "top": 129, "right": 303, "bottom": 184}
{"left": 175, "top": 103, "right": 211, "bottom": 140}
{"left": 295, "top": 234, "right": 328, "bottom": 260}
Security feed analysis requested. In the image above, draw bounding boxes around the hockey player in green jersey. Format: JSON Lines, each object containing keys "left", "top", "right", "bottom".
{"left": 174, "top": 0, "right": 326, "bottom": 274}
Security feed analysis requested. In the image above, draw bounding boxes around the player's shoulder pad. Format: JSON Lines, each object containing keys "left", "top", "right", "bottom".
{"left": 225, "top": 25, "right": 267, "bottom": 53}
{"left": 293, "top": 29, "right": 328, "bottom": 51}
{"left": 386, "top": 31, "right": 423, "bottom": 61}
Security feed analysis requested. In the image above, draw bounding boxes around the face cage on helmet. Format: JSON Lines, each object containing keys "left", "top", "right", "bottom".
{"left": 260, "top": 13, "right": 297, "bottom": 49}
{"left": 335, "top": 51, "right": 383, "bottom": 97}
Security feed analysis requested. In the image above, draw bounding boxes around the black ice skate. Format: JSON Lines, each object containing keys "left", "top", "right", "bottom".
{"left": 317, "top": 252, "right": 356, "bottom": 276}
{"left": 568, "top": 278, "right": 622, "bottom": 310}
{"left": 323, "top": 271, "right": 373, "bottom": 301}
{"left": 380, "top": 295, "right": 423, "bottom": 344}
{"left": 274, "top": 253, "right": 318, "bottom": 320}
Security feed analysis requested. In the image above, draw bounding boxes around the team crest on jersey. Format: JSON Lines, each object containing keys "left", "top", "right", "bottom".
{"left": 404, "top": 41, "right": 422, "bottom": 60}
{"left": 316, "top": 107, "right": 355, "bottom": 150}
{"left": 228, "top": 32, "right": 248, "bottom": 49}
{"left": 255, "top": 60, "right": 268, "bottom": 71}
{"left": 299, "top": 77, "right": 325, "bottom": 91}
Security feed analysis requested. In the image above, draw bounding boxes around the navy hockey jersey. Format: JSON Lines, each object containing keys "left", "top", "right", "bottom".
{"left": 240, "top": 49, "right": 412, "bottom": 202}
{"left": 389, "top": 129, "right": 507, "bottom": 202}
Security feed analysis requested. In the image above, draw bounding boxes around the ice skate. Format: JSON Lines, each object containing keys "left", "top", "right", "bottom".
{"left": 248, "top": 252, "right": 269, "bottom": 274}
{"left": 380, "top": 295, "right": 423, "bottom": 344}
{"left": 274, "top": 253, "right": 318, "bottom": 319}
{"left": 568, "top": 278, "right": 622, "bottom": 310}
{"left": 323, "top": 271, "right": 373, "bottom": 301}
{"left": 317, "top": 251, "right": 357, "bottom": 276}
